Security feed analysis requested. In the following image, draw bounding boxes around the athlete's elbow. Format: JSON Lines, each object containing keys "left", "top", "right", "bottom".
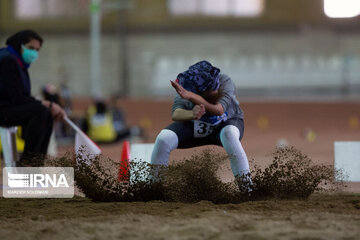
{"left": 171, "top": 112, "right": 178, "bottom": 121}
{"left": 172, "top": 115, "right": 180, "bottom": 121}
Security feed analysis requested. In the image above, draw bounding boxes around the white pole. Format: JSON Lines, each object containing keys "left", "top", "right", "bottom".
{"left": 90, "top": 0, "right": 102, "bottom": 98}
{"left": 63, "top": 117, "right": 85, "bottom": 135}
{"left": 63, "top": 117, "right": 102, "bottom": 156}
{"left": 89, "top": 0, "right": 133, "bottom": 98}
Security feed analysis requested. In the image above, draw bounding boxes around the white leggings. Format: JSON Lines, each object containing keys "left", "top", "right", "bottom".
{"left": 151, "top": 125, "right": 250, "bottom": 177}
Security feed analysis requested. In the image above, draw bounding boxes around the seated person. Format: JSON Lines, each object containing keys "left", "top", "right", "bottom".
{"left": 85, "top": 100, "right": 117, "bottom": 143}
{"left": 0, "top": 30, "right": 65, "bottom": 165}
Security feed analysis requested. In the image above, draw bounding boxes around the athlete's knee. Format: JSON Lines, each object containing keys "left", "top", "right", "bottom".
{"left": 151, "top": 129, "right": 178, "bottom": 166}
{"left": 154, "top": 129, "right": 179, "bottom": 152}
{"left": 220, "top": 125, "right": 240, "bottom": 142}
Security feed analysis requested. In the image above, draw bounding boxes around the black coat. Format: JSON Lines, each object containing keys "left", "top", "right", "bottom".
{"left": 0, "top": 47, "right": 40, "bottom": 108}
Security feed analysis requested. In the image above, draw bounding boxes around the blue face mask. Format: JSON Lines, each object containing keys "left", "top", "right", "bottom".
{"left": 21, "top": 45, "right": 39, "bottom": 64}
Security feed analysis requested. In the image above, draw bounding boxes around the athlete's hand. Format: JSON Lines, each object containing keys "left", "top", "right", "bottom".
{"left": 170, "top": 80, "right": 192, "bottom": 100}
{"left": 192, "top": 104, "right": 206, "bottom": 120}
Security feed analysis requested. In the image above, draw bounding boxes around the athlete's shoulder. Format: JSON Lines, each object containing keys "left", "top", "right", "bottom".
{"left": 219, "top": 73, "right": 233, "bottom": 83}
{"left": 219, "top": 73, "right": 235, "bottom": 87}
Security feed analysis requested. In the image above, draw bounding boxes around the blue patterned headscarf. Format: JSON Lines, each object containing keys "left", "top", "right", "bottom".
{"left": 176, "top": 60, "right": 220, "bottom": 94}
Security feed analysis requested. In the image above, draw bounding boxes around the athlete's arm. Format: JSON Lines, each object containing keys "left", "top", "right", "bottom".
{"left": 187, "top": 94, "right": 224, "bottom": 116}
{"left": 170, "top": 80, "right": 224, "bottom": 116}
{"left": 172, "top": 104, "right": 205, "bottom": 121}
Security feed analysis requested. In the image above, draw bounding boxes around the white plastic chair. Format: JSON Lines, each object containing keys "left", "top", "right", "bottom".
{"left": 0, "top": 126, "right": 18, "bottom": 167}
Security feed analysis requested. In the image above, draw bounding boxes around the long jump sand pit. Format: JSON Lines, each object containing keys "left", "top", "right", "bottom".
{"left": 2, "top": 145, "right": 359, "bottom": 240}
{"left": 0, "top": 194, "right": 359, "bottom": 240}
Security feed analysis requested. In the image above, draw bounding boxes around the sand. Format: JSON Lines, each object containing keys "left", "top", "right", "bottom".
{"left": 0, "top": 194, "right": 359, "bottom": 240}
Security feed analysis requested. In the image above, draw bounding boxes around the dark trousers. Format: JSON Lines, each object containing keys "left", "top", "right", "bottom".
{"left": 165, "top": 117, "right": 244, "bottom": 149}
{"left": 0, "top": 102, "right": 53, "bottom": 161}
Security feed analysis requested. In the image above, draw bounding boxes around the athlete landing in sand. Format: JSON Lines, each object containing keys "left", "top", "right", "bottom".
{"left": 151, "top": 60, "right": 252, "bottom": 191}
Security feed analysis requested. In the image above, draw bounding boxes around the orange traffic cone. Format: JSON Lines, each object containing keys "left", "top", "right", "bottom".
{"left": 118, "top": 140, "right": 130, "bottom": 181}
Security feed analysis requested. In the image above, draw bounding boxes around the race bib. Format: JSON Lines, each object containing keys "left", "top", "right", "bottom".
{"left": 193, "top": 112, "right": 228, "bottom": 138}
{"left": 194, "top": 120, "right": 216, "bottom": 138}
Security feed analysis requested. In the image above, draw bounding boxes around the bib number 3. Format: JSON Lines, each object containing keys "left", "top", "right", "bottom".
{"left": 194, "top": 120, "right": 215, "bottom": 138}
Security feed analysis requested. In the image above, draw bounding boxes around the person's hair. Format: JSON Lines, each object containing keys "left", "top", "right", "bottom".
{"left": 6, "top": 30, "right": 43, "bottom": 54}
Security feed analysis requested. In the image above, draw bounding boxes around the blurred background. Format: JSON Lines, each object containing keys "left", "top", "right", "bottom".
{"left": 1, "top": 0, "right": 360, "bottom": 99}
{"left": 0, "top": 0, "right": 359, "bottom": 187}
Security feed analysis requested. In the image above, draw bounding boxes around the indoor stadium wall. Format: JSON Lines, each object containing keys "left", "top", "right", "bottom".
{"left": 1, "top": 32, "right": 359, "bottom": 99}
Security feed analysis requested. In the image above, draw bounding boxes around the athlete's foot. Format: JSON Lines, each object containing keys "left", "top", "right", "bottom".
{"left": 235, "top": 173, "right": 253, "bottom": 194}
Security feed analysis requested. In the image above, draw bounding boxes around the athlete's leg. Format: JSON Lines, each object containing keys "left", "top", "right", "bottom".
{"left": 151, "top": 119, "right": 208, "bottom": 167}
{"left": 220, "top": 125, "right": 250, "bottom": 177}
{"left": 220, "top": 124, "right": 252, "bottom": 192}
{"left": 151, "top": 129, "right": 179, "bottom": 166}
